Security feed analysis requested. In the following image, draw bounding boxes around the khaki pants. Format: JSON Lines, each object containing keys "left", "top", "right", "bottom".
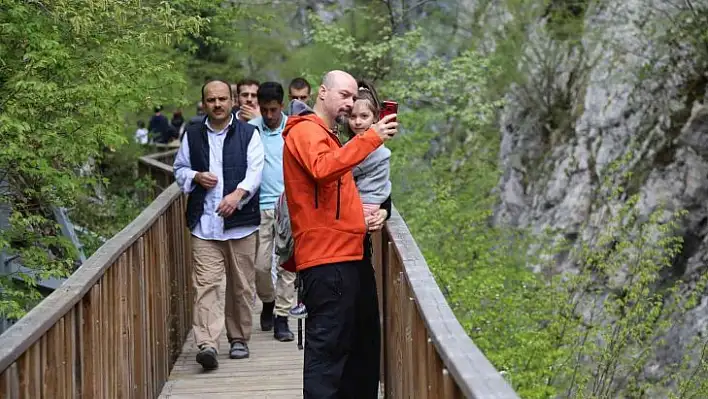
{"left": 192, "top": 233, "right": 256, "bottom": 349}
{"left": 255, "top": 209, "right": 296, "bottom": 317}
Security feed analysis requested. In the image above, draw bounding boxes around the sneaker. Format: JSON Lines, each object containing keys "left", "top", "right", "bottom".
{"left": 196, "top": 346, "right": 218, "bottom": 371}
{"left": 260, "top": 301, "right": 275, "bottom": 331}
{"left": 274, "top": 316, "right": 295, "bottom": 342}
{"left": 289, "top": 303, "right": 307, "bottom": 319}
{"left": 229, "top": 341, "right": 250, "bottom": 359}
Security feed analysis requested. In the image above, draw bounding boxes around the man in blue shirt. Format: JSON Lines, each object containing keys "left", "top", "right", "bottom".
{"left": 249, "top": 82, "right": 296, "bottom": 342}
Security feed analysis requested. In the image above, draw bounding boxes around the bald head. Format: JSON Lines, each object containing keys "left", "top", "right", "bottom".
{"left": 314, "top": 70, "right": 358, "bottom": 128}
{"left": 322, "top": 70, "right": 356, "bottom": 89}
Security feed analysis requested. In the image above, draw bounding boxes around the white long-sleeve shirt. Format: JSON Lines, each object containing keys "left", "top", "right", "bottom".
{"left": 173, "top": 114, "right": 264, "bottom": 241}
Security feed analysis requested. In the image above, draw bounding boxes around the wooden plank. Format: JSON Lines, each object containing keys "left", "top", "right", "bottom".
{"left": 40, "top": 330, "right": 52, "bottom": 398}
{"left": 414, "top": 309, "right": 428, "bottom": 399}
{"left": 1, "top": 363, "right": 19, "bottom": 398}
{"left": 101, "top": 272, "right": 111, "bottom": 398}
{"left": 125, "top": 245, "right": 137, "bottom": 398}
{"left": 80, "top": 285, "right": 99, "bottom": 397}
{"left": 18, "top": 343, "right": 41, "bottom": 399}
{"left": 145, "top": 225, "right": 156, "bottom": 398}
{"left": 384, "top": 242, "right": 396, "bottom": 399}
{"left": 426, "top": 337, "right": 441, "bottom": 396}
{"left": 158, "top": 310, "right": 304, "bottom": 398}
{"left": 55, "top": 318, "right": 66, "bottom": 399}
{"left": 65, "top": 308, "right": 77, "bottom": 398}
{"left": 116, "top": 252, "right": 130, "bottom": 398}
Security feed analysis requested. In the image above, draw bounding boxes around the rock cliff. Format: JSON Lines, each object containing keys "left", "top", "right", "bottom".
{"left": 489, "top": 0, "right": 708, "bottom": 375}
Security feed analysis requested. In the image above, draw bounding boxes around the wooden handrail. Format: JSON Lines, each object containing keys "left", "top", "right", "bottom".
{"left": 138, "top": 149, "right": 177, "bottom": 197}
{"left": 374, "top": 209, "right": 519, "bottom": 398}
{"left": 141, "top": 149, "right": 178, "bottom": 168}
{"left": 0, "top": 181, "right": 192, "bottom": 397}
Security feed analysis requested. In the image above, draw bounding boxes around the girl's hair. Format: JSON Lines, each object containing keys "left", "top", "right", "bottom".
{"left": 345, "top": 79, "right": 381, "bottom": 138}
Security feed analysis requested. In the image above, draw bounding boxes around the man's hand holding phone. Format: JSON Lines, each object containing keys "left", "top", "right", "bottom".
{"left": 373, "top": 113, "right": 398, "bottom": 142}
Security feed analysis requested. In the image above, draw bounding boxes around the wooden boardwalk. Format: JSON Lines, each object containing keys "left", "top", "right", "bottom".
{"left": 159, "top": 308, "right": 304, "bottom": 399}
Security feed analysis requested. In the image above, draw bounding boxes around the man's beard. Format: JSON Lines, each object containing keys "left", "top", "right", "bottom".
{"left": 334, "top": 114, "right": 348, "bottom": 125}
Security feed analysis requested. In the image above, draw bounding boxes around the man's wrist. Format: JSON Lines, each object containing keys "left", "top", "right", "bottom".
{"left": 229, "top": 188, "right": 248, "bottom": 200}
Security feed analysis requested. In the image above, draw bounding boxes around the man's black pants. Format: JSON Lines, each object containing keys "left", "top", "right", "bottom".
{"left": 300, "top": 258, "right": 381, "bottom": 399}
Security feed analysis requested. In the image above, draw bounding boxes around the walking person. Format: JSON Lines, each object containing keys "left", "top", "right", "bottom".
{"left": 234, "top": 78, "right": 261, "bottom": 122}
{"left": 174, "top": 79, "right": 265, "bottom": 371}
{"left": 282, "top": 70, "right": 398, "bottom": 398}
{"left": 288, "top": 77, "right": 311, "bottom": 104}
{"left": 248, "top": 81, "right": 296, "bottom": 341}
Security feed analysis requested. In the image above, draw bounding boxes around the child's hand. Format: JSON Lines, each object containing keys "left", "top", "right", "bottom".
{"left": 366, "top": 209, "right": 388, "bottom": 232}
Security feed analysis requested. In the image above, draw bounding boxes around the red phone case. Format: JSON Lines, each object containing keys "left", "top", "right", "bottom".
{"left": 380, "top": 101, "right": 398, "bottom": 122}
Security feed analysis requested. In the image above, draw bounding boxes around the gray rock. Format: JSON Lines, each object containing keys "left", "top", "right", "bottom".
{"left": 488, "top": 0, "right": 708, "bottom": 389}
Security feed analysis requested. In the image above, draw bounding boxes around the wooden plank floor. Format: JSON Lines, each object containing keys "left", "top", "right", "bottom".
{"left": 159, "top": 307, "right": 304, "bottom": 399}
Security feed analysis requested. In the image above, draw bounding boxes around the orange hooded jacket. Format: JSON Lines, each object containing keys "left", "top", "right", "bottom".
{"left": 282, "top": 106, "right": 383, "bottom": 271}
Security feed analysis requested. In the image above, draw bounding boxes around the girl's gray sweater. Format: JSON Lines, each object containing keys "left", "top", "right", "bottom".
{"left": 352, "top": 145, "right": 391, "bottom": 204}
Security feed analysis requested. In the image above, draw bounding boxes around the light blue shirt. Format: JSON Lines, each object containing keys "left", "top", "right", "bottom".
{"left": 248, "top": 113, "right": 286, "bottom": 210}
{"left": 174, "top": 114, "right": 265, "bottom": 241}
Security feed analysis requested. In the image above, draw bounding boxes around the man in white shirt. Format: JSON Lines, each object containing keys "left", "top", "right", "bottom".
{"left": 174, "top": 79, "right": 264, "bottom": 370}
{"left": 234, "top": 78, "right": 261, "bottom": 122}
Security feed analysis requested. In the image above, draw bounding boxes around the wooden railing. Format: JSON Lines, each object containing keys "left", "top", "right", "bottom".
{"left": 372, "top": 216, "right": 519, "bottom": 398}
{"left": 137, "top": 149, "right": 177, "bottom": 196}
{"left": 0, "top": 182, "right": 192, "bottom": 398}
{"left": 0, "top": 147, "right": 519, "bottom": 398}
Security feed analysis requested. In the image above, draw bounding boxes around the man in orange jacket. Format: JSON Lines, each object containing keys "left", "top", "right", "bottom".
{"left": 283, "top": 70, "right": 397, "bottom": 398}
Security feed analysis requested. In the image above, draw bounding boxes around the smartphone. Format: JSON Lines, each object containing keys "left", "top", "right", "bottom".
{"left": 379, "top": 100, "right": 398, "bottom": 122}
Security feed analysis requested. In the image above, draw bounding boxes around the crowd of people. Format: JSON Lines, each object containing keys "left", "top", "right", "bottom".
{"left": 173, "top": 70, "right": 398, "bottom": 399}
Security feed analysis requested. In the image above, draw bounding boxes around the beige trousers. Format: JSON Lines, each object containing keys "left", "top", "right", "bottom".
{"left": 191, "top": 233, "right": 256, "bottom": 349}
{"left": 255, "top": 209, "right": 296, "bottom": 317}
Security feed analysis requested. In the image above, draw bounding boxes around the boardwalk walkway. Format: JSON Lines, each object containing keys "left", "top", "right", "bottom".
{"left": 159, "top": 305, "right": 304, "bottom": 399}
{"left": 0, "top": 149, "right": 520, "bottom": 399}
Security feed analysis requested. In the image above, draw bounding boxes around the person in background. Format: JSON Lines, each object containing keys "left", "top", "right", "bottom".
{"left": 288, "top": 77, "right": 311, "bottom": 104}
{"left": 231, "top": 83, "right": 240, "bottom": 112}
{"left": 235, "top": 78, "right": 261, "bottom": 122}
{"left": 173, "top": 79, "right": 265, "bottom": 370}
{"left": 134, "top": 120, "right": 148, "bottom": 144}
{"left": 148, "top": 106, "right": 171, "bottom": 143}
{"left": 171, "top": 110, "right": 185, "bottom": 136}
{"left": 247, "top": 82, "right": 296, "bottom": 342}
{"left": 282, "top": 70, "right": 397, "bottom": 398}
{"left": 182, "top": 101, "right": 206, "bottom": 140}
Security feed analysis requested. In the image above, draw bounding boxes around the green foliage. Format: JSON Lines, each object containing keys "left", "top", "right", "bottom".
{"left": 308, "top": 5, "right": 421, "bottom": 81}
{"left": 176, "top": 2, "right": 288, "bottom": 86}
{"left": 2, "top": 2, "right": 705, "bottom": 398}
{"left": 0, "top": 0, "right": 216, "bottom": 318}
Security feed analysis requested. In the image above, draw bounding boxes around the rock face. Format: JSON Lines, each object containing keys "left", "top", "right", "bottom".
{"left": 489, "top": 0, "right": 708, "bottom": 380}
